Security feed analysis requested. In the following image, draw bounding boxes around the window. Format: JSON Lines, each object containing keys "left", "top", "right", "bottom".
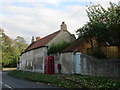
{"left": 30, "top": 61, "right": 33, "bottom": 66}
{"left": 26, "top": 61, "right": 29, "bottom": 66}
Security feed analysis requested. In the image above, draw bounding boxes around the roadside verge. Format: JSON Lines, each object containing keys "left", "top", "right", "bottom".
{"left": 8, "top": 70, "right": 120, "bottom": 88}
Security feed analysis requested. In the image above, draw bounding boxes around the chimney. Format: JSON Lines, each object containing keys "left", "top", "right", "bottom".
{"left": 36, "top": 37, "right": 40, "bottom": 41}
{"left": 118, "top": 1, "right": 120, "bottom": 6}
{"left": 60, "top": 22, "right": 67, "bottom": 31}
{"left": 31, "top": 36, "right": 35, "bottom": 43}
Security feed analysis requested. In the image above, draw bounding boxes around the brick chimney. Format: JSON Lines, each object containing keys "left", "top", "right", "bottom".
{"left": 118, "top": 1, "right": 120, "bottom": 6}
{"left": 36, "top": 37, "right": 40, "bottom": 41}
{"left": 60, "top": 22, "right": 67, "bottom": 31}
{"left": 31, "top": 36, "right": 35, "bottom": 43}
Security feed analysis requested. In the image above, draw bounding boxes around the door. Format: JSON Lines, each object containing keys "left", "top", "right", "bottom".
{"left": 46, "top": 56, "right": 54, "bottom": 74}
{"left": 74, "top": 52, "right": 81, "bottom": 74}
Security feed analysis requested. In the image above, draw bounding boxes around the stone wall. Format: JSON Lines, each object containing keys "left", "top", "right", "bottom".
{"left": 19, "top": 47, "right": 48, "bottom": 73}
{"left": 53, "top": 52, "right": 74, "bottom": 74}
{"left": 80, "top": 54, "right": 120, "bottom": 77}
{"left": 52, "top": 53, "right": 60, "bottom": 73}
{"left": 60, "top": 52, "right": 74, "bottom": 74}
{"left": 55, "top": 52, "right": 120, "bottom": 77}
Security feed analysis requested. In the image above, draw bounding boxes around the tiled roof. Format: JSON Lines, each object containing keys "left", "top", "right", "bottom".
{"left": 62, "top": 38, "right": 85, "bottom": 52}
{"left": 24, "top": 30, "right": 61, "bottom": 52}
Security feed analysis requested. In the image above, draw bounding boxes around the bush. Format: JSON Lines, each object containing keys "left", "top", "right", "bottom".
{"left": 48, "top": 41, "right": 70, "bottom": 55}
{"left": 87, "top": 48, "right": 107, "bottom": 59}
{"left": 92, "top": 51, "right": 107, "bottom": 59}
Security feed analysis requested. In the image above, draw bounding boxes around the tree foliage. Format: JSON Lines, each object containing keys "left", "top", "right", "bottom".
{"left": 0, "top": 28, "right": 28, "bottom": 67}
{"left": 14, "top": 36, "right": 28, "bottom": 52}
{"left": 76, "top": 2, "right": 120, "bottom": 46}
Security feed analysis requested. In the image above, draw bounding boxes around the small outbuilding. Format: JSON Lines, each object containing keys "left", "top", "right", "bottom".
{"left": 53, "top": 38, "right": 91, "bottom": 74}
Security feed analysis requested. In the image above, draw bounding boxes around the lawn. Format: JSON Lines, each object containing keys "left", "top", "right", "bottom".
{"left": 8, "top": 70, "right": 120, "bottom": 88}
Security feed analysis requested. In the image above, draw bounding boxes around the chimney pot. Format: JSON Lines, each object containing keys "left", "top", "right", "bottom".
{"left": 31, "top": 36, "right": 35, "bottom": 43}
{"left": 36, "top": 37, "right": 40, "bottom": 41}
{"left": 60, "top": 21, "right": 67, "bottom": 31}
{"left": 62, "top": 22, "right": 65, "bottom": 24}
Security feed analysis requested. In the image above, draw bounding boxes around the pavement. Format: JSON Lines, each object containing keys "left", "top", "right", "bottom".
{"left": 1, "top": 71, "right": 59, "bottom": 89}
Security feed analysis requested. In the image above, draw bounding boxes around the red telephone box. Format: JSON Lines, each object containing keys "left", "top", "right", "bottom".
{"left": 46, "top": 56, "right": 54, "bottom": 74}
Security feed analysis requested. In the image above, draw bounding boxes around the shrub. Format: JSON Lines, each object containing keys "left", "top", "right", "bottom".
{"left": 48, "top": 41, "right": 70, "bottom": 55}
{"left": 87, "top": 48, "right": 107, "bottom": 59}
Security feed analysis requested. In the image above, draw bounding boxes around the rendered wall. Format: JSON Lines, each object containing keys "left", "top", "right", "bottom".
{"left": 47, "top": 30, "right": 75, "bottom": 47}
{"left": 56, "top": 52, "right": 120, "bottom": 77}
{"left": 54, "top": 52, "right": 74, "bottom": 74}
{"left": 20, "top": 47, "right": 47, "bottom": 73}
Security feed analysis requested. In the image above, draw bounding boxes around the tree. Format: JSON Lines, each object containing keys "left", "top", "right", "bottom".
{"left": 1, "top": 29, "right": 14, "bottom": 66}
{"left": 77, "top": 2, "right": 120, "bottom": 46}
{"left": 14, "top": 36, "right": 28, "bottom": 52}
{"left": 1, "top": 28, "right": 28, "bottom": 67}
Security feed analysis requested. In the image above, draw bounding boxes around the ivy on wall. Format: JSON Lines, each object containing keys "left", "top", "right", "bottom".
{"left": 48, "top": 41, "right": 70, "bottom": 55}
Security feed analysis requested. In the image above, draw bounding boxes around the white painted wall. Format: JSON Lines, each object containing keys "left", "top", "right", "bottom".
{"left": 19, "top": 47, "right": 47, "bottom": 73}
{"left": 59, "top": 52, "right": 75, "bottom": 74}
{"left": 47, "top": 30, "right": 76, "bottom": 47}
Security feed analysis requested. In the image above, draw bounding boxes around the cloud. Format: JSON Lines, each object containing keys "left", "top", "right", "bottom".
{"left": 0, "top": 0, "right": 119, "bottom": 2}
{"left": 1, "top": 1, "right": 118, "bottom": 44}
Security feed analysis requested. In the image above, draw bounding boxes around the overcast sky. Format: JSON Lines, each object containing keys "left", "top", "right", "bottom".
{"left": 0, "top": 0, "right": 119, "bottom": 44}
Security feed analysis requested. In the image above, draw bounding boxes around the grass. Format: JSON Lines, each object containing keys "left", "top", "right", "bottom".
{"left": 8, "top": 70, "right": 120, "bottom": 88}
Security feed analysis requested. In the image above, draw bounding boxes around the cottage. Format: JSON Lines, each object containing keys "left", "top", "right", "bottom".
{"left": 19, "top": 22, "right": 76, "bottom": 73}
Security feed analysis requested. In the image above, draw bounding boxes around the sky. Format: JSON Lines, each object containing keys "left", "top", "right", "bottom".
{"left": 0, "top": 0, "right": 119, "bottom": 44}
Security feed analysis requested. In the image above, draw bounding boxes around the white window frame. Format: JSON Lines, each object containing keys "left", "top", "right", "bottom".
{"left": 26, "top": 61, "right": 29, "bottom": 66}
{"left": 30, "top": 61, "right": 33, "bottom": 67}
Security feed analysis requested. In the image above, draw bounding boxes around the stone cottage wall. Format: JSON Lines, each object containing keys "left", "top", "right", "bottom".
{"left": 54, "top": 52, "right": 74, "bottom": 74}
{"left": 47, "top": 30, "right": 75, "bottom": 47}
{"left": 19, "top": 47, "right": 47, "bottom": 73}
{"left": 20, "top": 52, "right": 27, "bottom": 70}
{"left": 51, "top": 53, "right": 60, "bottom": 73}
{"left": 80, "top": 54, "right": 120, "bottom": 77}
{"left": 60, "top": 52, "right": 75, "bottom": 74}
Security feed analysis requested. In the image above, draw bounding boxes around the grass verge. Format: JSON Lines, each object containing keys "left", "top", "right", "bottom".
{"left": 8, "top": 70, "right": 120, "bottom": 88}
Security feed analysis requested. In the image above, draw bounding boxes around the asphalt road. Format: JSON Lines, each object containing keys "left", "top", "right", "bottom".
{"left": 1, "top": 71, "right": 58, "bottom": 89}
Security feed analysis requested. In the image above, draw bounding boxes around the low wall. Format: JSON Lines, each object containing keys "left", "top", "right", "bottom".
{"left": 80, "top": 54, "right": 120, "bottom": 77}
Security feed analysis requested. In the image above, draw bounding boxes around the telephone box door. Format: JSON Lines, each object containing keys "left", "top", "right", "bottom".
{"left": 46, "top": 56, "right": 54, "bottom": 74}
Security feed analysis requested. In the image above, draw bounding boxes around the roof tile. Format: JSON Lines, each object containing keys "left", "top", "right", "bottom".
{"left": 25, "top": 30, "right": 61, "bottom": 52}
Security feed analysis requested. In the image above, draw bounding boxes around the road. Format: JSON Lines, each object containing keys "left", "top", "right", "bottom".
{"left": 1, "top": 71, "right": 58, "bottom": 89}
